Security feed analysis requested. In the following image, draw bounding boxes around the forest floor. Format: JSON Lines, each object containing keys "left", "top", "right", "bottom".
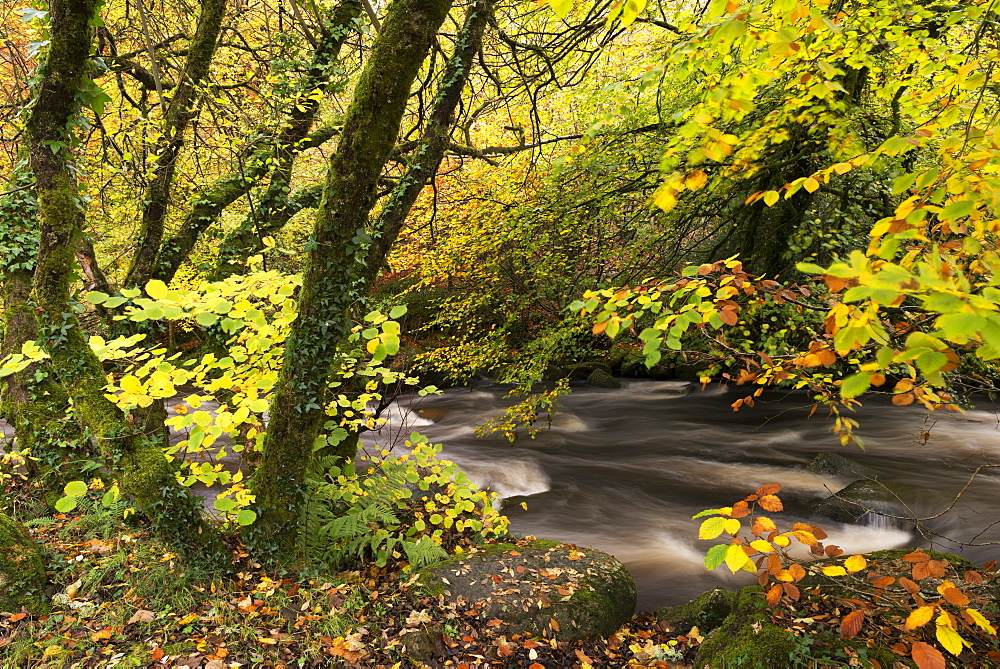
{"left": 1, "top": 477, "right": 697, "bottom": 668}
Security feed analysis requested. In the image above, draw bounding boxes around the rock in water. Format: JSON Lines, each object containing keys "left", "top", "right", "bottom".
{"left": 415, "top": 539, "right": 635, "bottom": 642}
{"left": 811, "top": 479, "right": 916, "bottom": 530}
{"left": 805, "top": 452, "right": 880, "bottom": 480}
{"left": 586, "top": 369, "right": 622, "bottom": 389}
{"left": 0, "top": 513, "right": 50, "bottom": 615}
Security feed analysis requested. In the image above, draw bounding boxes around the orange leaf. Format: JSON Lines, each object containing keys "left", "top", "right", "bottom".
{"left": 529, "top": 664, "right": 546, "bottom": 669}
{"left": 871, "top": 576, "right": 895, "bottom": 588}
{"left": 941, "top": 587, "right": 970, "bottom": 607}
{"left": 782, "top": 583, "right": 800, "bottom": 601}
{"left": 892, "top": 391, "right": 915, "bottom": 406}
{"left": 758, "top": 495, "right": 783, "bottom": 512}
{"left": 911, "top": 641, "right": 946, "bottom": 669}
{"left": 9, "top": 613, "right": 26, "bottom": 622}
{"left": 789, "top": 563, "right": 806, "bottom": 581}
{"left": 755, "top": 483, "right": 781, "bottom": 496}
{"left": 840, "top": 609, "right": 865, "bottom": 639}
{"left": 825, "top": 544, "right": 843, "bottom": 557}
{"left": 903, "top": 551, "right": 931, "bottom": 563}
{"left": 766, "top": 584, "right": 782, "bottom": 606}
{"left": 767, "top": 553, "right": 782, "bottom": 575}
{"left": 151, "top": 647, "right": 164, "bottom": 661}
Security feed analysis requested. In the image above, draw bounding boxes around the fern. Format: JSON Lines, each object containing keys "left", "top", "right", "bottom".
{"left": 301, "top": 438, "right": 508, "bottom": 570}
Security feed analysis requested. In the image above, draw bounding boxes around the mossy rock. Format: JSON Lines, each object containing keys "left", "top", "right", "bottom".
{"left": 415, "top": 539, "right": 635, "bottom": 642}
{"left": 805, "top": 452, "right": 880, "bottom": 480}
{"left": 0, "top": 513, "right": 50, "bottom": 615}
{"left": 586, "top": 369, "right": 622, "bottom": 389}
{"left": 653, "top": 587, "right": 735, "bottom": 633}
{"left": 693, "top": 586, "right": 794, "bottom": 669}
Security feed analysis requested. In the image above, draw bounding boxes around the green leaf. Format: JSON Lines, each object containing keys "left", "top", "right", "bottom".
{"left": 195, "top": 311, "right": 218, "bottom": 327}
{"left": 891, "top": 173, "right": 917, "bottom": 195}
{"left": 236, "top": 510, "right": 257, "bottom": 526}
{"left": 621, "top": 0, "right": 646, "bottom": 26}
{"left": 937, "top": 312, "right": 985, "bottom": 339}
{"left": 704, "top": 543, "right": 728, "bottom": 571}
{"left": 940, "top": 199, "right": 975, "bottom": 220}
{"left": 214, "top": 497, "right": 237, "bottom": 512}
{"left": 54, "top": 497, "right": 78, "bottom": 512}
{"left": 547, "top": 0, "right": 574, "bottom": 19}
{"left": 922, "top": 292, "right": 963, "bottom": 313}
{"left": 841, "top": 372, "right": 871, "bottom": 399}
{"left": 85, "top": 290, "right": 110, "bottom": 304}
{"left": 388, "top": 304, "right": 407, "bottom": 319}
{"left": 64, "top": 480, "right": 88, "bottom": 497}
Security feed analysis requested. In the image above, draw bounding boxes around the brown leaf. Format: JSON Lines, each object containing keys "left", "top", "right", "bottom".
{"left": 912, "top": 561, "right": 931, "bottom": 581}
{"left": 964, "top": 570, "right": 983, "bottom": 584}
{"left": 127, "top": 609, "right": 156, "bottom": 625}
{"left": 840, "top": 609, "right": 865, "bottom": 639}
{"left": 911, "top": 641, "right": 946, "bottom": 669}
{"left": 549, "top": 618, "right": 560, "bottom": 632}
{"left": 825, "top": 545, "right": 844, "bottom": 557}
{"left": 902, "top": 551, "right": 930, "bottom": 563}
{"left": 574, "top": 649, "right": 594, "bottom": 664}
{"left": 766, "top": 553, "right": 782, "bottom": 576}
{"left": 926, "top": 559, "right": 946, "bottom": 578}
{"left": 766, "top": 585, "right": 782, "bottom": 606}
{"left": 782, "top": 583, "right": 800, "bottom": 601}
{"left": 898, "top": 577, "right": 920, "bottom": 594}
{"left": 892, "top": 392, "right": 915, "bottom": 406}
{"left": 789, "top": 564, "right": 806, "bottom": 582}
{"left": 871, "top": 576, "right": 895, "bottom": 589}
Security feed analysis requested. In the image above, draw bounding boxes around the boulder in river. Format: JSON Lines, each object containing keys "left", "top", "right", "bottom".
{"left": 414, "top": 539, "right": 635, "bottom": 643}
{"left": 805, "top": 452, "right": 880, "bottom": 480}
{"left": 586, "top": 369, "right": 622, "bottom": 389}
{"left": 811, "top": 479, "right": 916, "bottom": 530}
{"left": 0, "top": 513, "right": 50, "bottom": 615}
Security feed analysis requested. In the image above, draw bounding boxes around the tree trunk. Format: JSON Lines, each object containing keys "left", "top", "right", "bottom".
{"left": 211, "top": 0, "right": 363, "bottom": 281}
{"left": 0, "top": 513, "right": 49, "bottom": 615}
{"left": 364, "top": 0, "right": 495, "bottom": 287}
{"left": 250, "top": 0, "right": 455, "bottom": 554}
{"left": 25, "top": 0, "right": 228, "bottom": 568}
{"left": 125, "top": 0, "right": 228, "bottom": 288}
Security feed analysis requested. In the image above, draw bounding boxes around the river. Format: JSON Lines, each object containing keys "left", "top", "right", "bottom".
{"left": 353, "top": 379, "right": 1000, "bottom": 609}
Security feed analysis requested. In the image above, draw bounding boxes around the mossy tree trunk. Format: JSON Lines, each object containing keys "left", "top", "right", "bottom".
{"left": 363, "top": 0, "right": 494, "bottom": 286}
{"left": 211, "top": 0, "right": 363, "bottom": 281}
{"left": 0, "top": 169, "right": 94, "bottom": 488}
{"left": 25, "top": 0, "right": 228, "bottom": 568}
{"left": 0, "top": 513, "right": 49, "bottom": 615}
{"left": 249, "top": 0, "right": 455, "bottom": 554}
{"left": 124, "top": 0, "right": 228, "bottom": 288}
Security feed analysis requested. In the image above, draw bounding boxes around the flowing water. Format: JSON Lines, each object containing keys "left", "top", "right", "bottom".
{"left": 12, "top": 379, "right": 1000, "bottom": 610}
{"left": 352, "top": 380, "right": 1000, "bottom": 610}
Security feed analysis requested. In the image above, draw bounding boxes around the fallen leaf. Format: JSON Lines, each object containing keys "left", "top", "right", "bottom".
{"left": 127, "top": 609, "right": 156, "bottom": 625}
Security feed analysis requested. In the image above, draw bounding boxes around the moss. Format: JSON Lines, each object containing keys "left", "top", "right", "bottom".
{"left": 0, "top": 513, "right": 50, "bottom": 615}
{"left": 693, "top": 586, "right": 794, "bottom": 669}
{"left": 654, "top": 587, "right": 736, "bottom": 633}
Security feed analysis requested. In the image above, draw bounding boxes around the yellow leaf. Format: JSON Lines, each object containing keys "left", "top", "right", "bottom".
{"left": 145, "top": 279, "right": 169, "bottom": 300}
{"left": 763, "top": 190, "right": 780, "bottom": 206}
{"left": 832, "top": 162, "right": 852, "bottom": 174}
{"left": 773, "top": 535, "right": 791, "bottom": 548}
{"left": 844, "top": 555, "right": 867, "bottom": 573}
{"left": 822, "top": 565, "right": 847, "bottom": 576}
{"left": 685, "top": 170, "right": 708, "bottom": 190}
{"left": 803, "top": 177, "right": 821, "bottom": 193}
{"left": 177, "top": 612, "right": 199, "bottom": 625}
{"left": 119, "top": 374, "right": 143, "bottom": 395}
{"left": 965, "top": 608, "right": 997, "bottom": 635}
{"left": 699, "top": 516, "right": 727, "bottom": 540}
{"left": 725, "top": 544, "right": 751, "bottom": 574}
{"left": 653, "top": 186, "right": 678, "bottom": 212}
{"left": 750, "top": 539, "right": 774, "bottom": 553}
{"left": 905, "top": 606, "right": 935, "bottom": 630}
{"left": 935, "top": 618, "right": 965, "bottom": 656}
{"left": 723, "top": 518, "right": 741, "bottom": 535}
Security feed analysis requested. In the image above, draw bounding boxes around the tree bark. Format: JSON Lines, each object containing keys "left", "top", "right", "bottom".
{"left": 211, "top": 0, "right": 363, "bottom": 281}
{"left": 125, "top": 0, "right": 227, "bottom": 288}
{"left": 26, "top": 0, "right": 228, "bottom": 568}
{"left": 249, "top": 0, "right": 455, "bottom": 554}
{"left": 364, "top": 0, "right": 494, "bottom": 287}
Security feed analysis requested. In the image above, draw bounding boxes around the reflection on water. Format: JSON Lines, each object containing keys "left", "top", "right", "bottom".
{"left": 7, "top": 379, "right": 998, "bottom": 609}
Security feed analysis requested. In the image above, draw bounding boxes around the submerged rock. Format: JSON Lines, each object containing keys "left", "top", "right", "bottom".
{"left": 811, "top": 479, "right": 916, "bottom": 530}
{"left": 0, "top": 513, "right": 49, "bottom": 615}
{"left": 805, "top": 452, "right": 880, "bottom": 480}
{"left": 415, "top": 539, "right": 635, "bottom": 642}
